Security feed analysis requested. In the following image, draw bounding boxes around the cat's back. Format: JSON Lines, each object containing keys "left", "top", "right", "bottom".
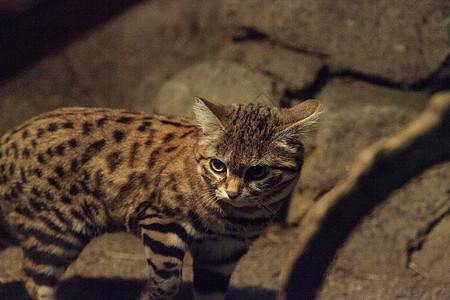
{"left": 0, "top": 106, "right": 200, "bottom": 214}
{"left": 0, "top": 106, "right": 198, "bottom": 148}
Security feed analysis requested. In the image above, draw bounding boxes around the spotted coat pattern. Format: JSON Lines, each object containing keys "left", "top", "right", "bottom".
{"left": 0, "top": 99, "right": 320, "bottom": 300}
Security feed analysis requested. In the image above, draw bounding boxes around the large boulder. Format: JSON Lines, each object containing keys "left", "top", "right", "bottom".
{"left": 220, "top": 0, "right": 450, "bottom": 85}
{"left": 319, "top": 161, "right": 450, "bottom": 299}
{"left": 0, "top": 0, "right": 223, "bottom": 134}
{"left": 288, "top": 78, "right": 429, "bottom": 223}
{"left": 218, "top": 41, "right": 324, "bottom": 91}
{"left": 153, "top": 60, "right": 283, "bottom": 118}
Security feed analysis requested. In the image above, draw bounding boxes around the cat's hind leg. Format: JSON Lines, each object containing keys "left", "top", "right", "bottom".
{"left": 15, "top": 223, "right": 89, "bottom": 300}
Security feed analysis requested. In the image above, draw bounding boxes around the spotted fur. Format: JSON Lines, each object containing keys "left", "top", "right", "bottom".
{"left": 0, "top": 98, "right": 320, "bottom": 300}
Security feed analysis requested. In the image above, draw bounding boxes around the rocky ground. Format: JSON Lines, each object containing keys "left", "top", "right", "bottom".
{"left": 0, "top": 1, "right": 449, "bottom": 299}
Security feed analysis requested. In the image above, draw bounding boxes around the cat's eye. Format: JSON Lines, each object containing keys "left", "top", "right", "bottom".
{"left": 246, "top": 165, "right": 269, "bottom": 181}
{"left": 210, "top": 159, "right": 226, "bottom": 173}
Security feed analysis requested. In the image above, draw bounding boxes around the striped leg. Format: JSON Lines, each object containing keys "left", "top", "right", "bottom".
{"left": 139, "top": 214, "right": 192, "bottom": 300}
{"left": 191, "top": 238, "right": 249, "bottom": 300}
{"left": 18, "top": 229, "right": 87, "bottom": 300}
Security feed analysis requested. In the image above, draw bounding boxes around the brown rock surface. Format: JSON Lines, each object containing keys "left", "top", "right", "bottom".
{"left": 299, "top": 78, "right": 429, "bottom": 194}
{"left": 318, "top": 162, "right": 450, "bottom": 299}
{"left": 0, "top": 0, "right": 223, "bottom": 134}
{"left": 410, "top": 213, "right": 450, "bottom": 284}
{"left": 154, "top": 60, "right": 282, "bottom": 117}
{"left": 220, "top": 0, "right": 450, "bottom": 85}
{"left": 218, "top": 41, "right": 324, "bottom": 91}
{"left": 280, "top": 92, "right": 450, "bottom": 299}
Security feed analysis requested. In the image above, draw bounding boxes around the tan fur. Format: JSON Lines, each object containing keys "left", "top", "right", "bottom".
{"left": 0, "top": 99, "right": 320, "bottom": 299}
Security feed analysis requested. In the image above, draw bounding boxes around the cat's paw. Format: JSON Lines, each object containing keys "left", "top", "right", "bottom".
{"left": 36, "top": 286, "right": 56, "bottom": 300}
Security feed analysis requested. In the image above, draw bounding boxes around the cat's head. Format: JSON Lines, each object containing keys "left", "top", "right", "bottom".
{"left": 193, "top": 97, "right": 320, "bottom": 209}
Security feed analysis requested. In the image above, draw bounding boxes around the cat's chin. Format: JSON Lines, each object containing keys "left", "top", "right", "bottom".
{"left": 217, "top": 197, "right": 255, "bottom": 208}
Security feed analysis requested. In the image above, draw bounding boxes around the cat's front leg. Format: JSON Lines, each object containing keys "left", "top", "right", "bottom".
{"left": 138, "top": 213, "right": 192, "bottom": 300}
{"left": 190, "top": 237, "right": 250, "bottom": 300}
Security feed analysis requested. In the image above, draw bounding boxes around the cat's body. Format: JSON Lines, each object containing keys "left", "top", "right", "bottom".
{"left": 0, "top": 98, "right": 320, "bottom": 300}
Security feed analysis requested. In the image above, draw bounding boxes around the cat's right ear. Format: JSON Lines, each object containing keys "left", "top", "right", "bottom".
{"left": 193, "top": 97, "right": 227, "bottom": 135}
{"left": 277, "top": 99, "right": 322, "bottom": 139}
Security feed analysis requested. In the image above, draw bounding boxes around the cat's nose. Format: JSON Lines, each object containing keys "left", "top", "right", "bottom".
{"left": 226, "top": 191, "right": 240, "bottom": 199}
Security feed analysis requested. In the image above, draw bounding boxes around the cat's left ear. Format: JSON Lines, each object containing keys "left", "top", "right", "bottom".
{"left": 193, "top": 97, "right": 232, "bottom": 135}
{"left": 278, "top": 99, "right": 322, "bottom": 137}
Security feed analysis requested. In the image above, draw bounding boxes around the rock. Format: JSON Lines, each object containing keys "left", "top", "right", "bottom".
{"left": 153, "top": 60, "right": 282, "bottom": 118}
{"left": 219, "top": 0, "right": 450, "bottom": 85}
{"left": 410, "top": 212, "right": 450, "bottom": 284}
{"left": 318, "top": 162, "right": 450, "bottom": 299}
{"left": 301, "top": 78, "right": 428, "bottom": 192}
{"left": 0, "top": 0, "right": 43, "bottom": 12}
{"left": 63, "top": 233, "right": 147, "bottom": 280}
{"left": 218, "top": 41, "right": 324, "bottom": 91}
{"left": 287, "top": 78, "right": 429, "bottom": 224}
{"left": 0, "top": 0, "right": 223, "bottom": 134}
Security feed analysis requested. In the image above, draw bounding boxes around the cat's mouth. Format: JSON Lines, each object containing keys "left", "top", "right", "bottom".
{"left": 215, "top": 190, "right": 251, "bottom": 207}
{"left": 218, "top": 197, "right": 252, "bottom": 208}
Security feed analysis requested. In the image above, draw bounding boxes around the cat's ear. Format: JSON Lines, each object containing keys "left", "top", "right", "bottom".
{"left": 193, "top": 97, "right": 230, "bottom": 134}
{"left": 278, "top": 99, "right": 322, "bottom": 137}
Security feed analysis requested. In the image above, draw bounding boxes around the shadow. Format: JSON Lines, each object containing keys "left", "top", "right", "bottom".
{"left": 0, "top": 281, "right": 33, "bottom": 300}
{"left": 227, "top": 287, "right": 276, "bottom": 300}
{"left": 57, "top": 277, "right": 147, "bottom": 300}
{"left": 0, "top": 0, "right": 143, "bottom": 84}
{"left": 1, "top": 278, "right": 276, "bottom": 300}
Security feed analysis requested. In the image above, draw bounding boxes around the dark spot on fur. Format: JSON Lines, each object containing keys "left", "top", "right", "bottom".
{"left": 29, "top": 197, "right": 43, "bottom": 212}
{"left": 31, "top": 187, "right": 41, "bottom": 197}
{"left": 46, "top": 147, "right": 54, "bottom": 157}
{"left": 147, "top": 148, "right": 161, "bottom": 168}
{"left": 165, "top": 146, "right": 178, "bottom": 153}
{"left": 22, "top": 148, "right": 30, "bottom": 158}
{"left": 116, "top": 116, "right": 133, "bottom": 124}
{"left": 61, "top": 196, "right": 72, "bottom": 204}
{"left": 71, "top": 159, "right": 79, "bottom": 172}
{"left": 56, "top": 144, "right": 65, "bottom": 156}
{"left": 21, "top": 167, "right": 28, "bottom": 183}
{"left": 69, "top": 185, "right": 79, "bottom": 196}
{"left": 11, "top": 143, "right": 19, "bottom": 159}
{"left": 34, "top": 168, "right": 42, "bottom": 178}
{"left": 45, "top": 192, "right": 54, "bottom": 201}
{"left": 37, "top": 154, "right": 46, "bottom": 164}
{"left": 47, "top": 178, "right": 61, "bottom": 190}
{"left": 81, "top": 139, "right": 106, "bottom": 164}
{"left": 10, "top": 188, "right": 18, "bottom": 199}
{"left": 47, "top": 123, "right": 57, "bottom": 132}
{"left": 160, "top": 120, "right": 184, "bottom": 127}
{"left": 55, "top": 166, "right": 65, "bottom": 177}
{"left": 107, "top": 151, "right": 122, "bottom": 172}
{"left": 63, "top": 122, "right": 74, "bottom": 129}
{"left": 37, "top": 128, "right": 45, "bottom": 137}
{"left": 82, "top": 122, "right": 93, "bottom": 135}
{"left": 113, "top": 131, "right": 125, "bottom": 143}
{"left": 15, "top": 206, "right": 34, "bottom": 218}
{"left": 96, "top": 117, "right": 107, "bottom": 127}
{"left": 68, "top": 139, "right": 78, "bottom": 148}
{"left": 163, "top": 133, "right": 174, "bottom": 143}
{"left": 3, "top": 193, "right": 12, "bottom": 201}
{"left": 9, "top": 163, "right": 15, "bottom": 176}
{"left": 129, "top": 142, "right": 140, "bottom": 168}
{"left": 180, "top": 129, "right": 195, "bottom": 138}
